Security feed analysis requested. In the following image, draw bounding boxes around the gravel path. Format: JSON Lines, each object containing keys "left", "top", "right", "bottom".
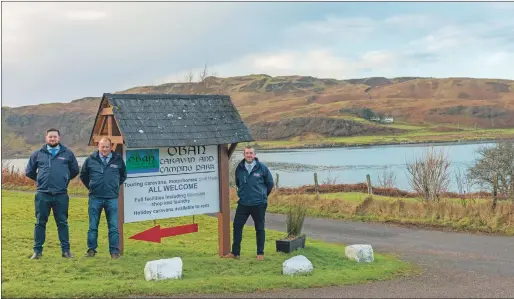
{"left": 178, "top": 212, "right": 514, "bottom": 298}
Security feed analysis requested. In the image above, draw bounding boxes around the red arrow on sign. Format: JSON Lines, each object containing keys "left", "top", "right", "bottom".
{"left": 129, "top": 224, "right": 199, "bottom": 243}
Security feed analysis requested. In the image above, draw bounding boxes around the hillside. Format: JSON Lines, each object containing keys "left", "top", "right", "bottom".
{"left": 2, "top": 75, "right": 514, "bottom": 158}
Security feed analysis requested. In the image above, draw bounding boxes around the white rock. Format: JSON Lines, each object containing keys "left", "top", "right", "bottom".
{"left": 282, "top": 255, "right": 313, "bottom": 276}
{"left": 345, "top": 244, "right": 374, "bottom": 263}
{"left": 144, "top": 257, "right": 183, "bottom": 281}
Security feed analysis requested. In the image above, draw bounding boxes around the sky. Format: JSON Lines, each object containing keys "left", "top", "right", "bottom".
{"left": 2, "top": 1, "right": 514, "bottom": 107}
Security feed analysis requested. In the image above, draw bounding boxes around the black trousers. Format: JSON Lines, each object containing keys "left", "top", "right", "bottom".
{"left": 231, "top": 202, "right": 267, "bottom": 256}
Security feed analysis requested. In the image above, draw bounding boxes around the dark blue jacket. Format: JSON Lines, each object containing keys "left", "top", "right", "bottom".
{"left": 235, "top": 158, "right": 274, "bottom": 206}
{"left": 25, "top": 144, "right": 80, "bottom": 194}
{"left": 79, "top": 150, "right": 127, "bottom": 199}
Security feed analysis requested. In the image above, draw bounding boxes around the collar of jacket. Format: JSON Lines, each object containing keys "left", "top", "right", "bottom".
{"left": 39, "top": 143, "right": 67, "bottom": 154}
{"left": 238, "top": 157, "right": 261, "bottom": 170}
{"left": 92, "top": 150, "right": 119, "bottom": 162}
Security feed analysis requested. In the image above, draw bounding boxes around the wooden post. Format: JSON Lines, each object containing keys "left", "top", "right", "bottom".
{"left": 117, "top": 143, "right": 125, "bottom": 255}
{"left": 314, "top": 172, "right": 319, "bottom": 199}
{"left": 366, "top": 174, "right": 373, "bottom": 195}
{"left": 491, "top": 173, "right": 498, "bottom": 211}
{"left": 275, "top": 173, "right": 280, "bottom": 189}
{"left": 217, "top": 144, "right": 231, "bottom": 257}
{"left": 107, "top": 115, "right": 113, "bottom": 136}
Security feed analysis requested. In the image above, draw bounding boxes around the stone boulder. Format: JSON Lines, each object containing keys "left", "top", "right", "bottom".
{"left": 282, "top": 255, "right": 313, "bottom": 276}
{"left": 144, "top": 257, "right": 183, "bottom": 281}
{"left": 345, "top": 244, "right": 374, "bottom": 263}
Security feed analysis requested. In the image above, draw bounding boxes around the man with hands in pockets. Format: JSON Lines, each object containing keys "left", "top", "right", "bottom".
{"left": 80, "top": 137, "right": 127, "bottom": 259}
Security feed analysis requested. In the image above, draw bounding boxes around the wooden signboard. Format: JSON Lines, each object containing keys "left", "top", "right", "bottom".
{"left": 88, "top": 93, "right": 251, "bottom": 257}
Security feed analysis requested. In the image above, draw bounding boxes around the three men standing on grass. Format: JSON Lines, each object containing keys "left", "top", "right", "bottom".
{"left": 79, "top": 136, "right": 127, "bottom": 259}
{"left": 25, "top": 128, "right": 80, "bottom": 259}
{"left": 26, "top": 130, "right": 269, "bottom": 260}
{"left": 225, "top": 146, "right": 274, "bottom": 261}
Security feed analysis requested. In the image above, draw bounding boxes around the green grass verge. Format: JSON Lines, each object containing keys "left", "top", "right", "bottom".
{"left": 249, "top": 128, "right": 514, "bottom": 149}
{"left": 1, "top": 190, "right": 413, "bottom": 298}
{"left": 238, "top": 192, "right": 514, "bottom": 236}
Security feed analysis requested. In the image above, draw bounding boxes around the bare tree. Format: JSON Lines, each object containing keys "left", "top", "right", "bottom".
{"left": 406, "top": 147, "right": 451, "bottom": 202}
{"left": 454, "top": 167, "right": 474, "bottom": 206}
{"left": 198, "top": 63, "right": 208, "bottom": 83}
{"left": 181, "top": 69, "right": 195, "bottom": 94}
{"left": 468, "top": 141, "right": 514, "bottom": 204}
{"left": 180, "top": 63, "right": 219, "bottom": 94}
{"left": 378, "top": 166, "right": 397, "bottom": 188}
{"left": 184, "top": 69, "right": 195, "bottom": 83}
{"left": 321, "top": 170, "right": 340, "bottom": 185}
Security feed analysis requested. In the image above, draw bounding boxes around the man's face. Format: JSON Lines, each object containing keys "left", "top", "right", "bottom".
{"left": 98, "top": 140, "right": 112, "bottom": 157}
{"left": 45, "top": 131, "right": 60, "bottom": 146}
{"left": 244, "top": 148, "right": 255, "bottom": 163}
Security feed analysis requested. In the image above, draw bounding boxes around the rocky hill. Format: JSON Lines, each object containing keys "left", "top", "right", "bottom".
{"left": 2, "top": 75, "right": 514, "bottom": 158}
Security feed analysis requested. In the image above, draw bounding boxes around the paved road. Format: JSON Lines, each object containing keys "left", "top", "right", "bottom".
{"left": 183, "top": 212, "right": 514, "bottom": 298}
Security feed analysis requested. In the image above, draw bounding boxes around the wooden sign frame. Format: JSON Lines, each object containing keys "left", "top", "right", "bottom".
{"left": 90, "top": 102, "right": 237, "bottom": 257}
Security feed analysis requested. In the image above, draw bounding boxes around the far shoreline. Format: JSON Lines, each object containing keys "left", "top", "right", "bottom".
{"left": 253, "top": 137, "right": 511, "bottom": 153}
{"left": 2, "top": 137, "right": 511, "bottom": 161}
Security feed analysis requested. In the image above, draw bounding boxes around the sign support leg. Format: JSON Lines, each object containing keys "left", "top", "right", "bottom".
{"left": 117, "top": 144, "right": 125, "bottom": 256}
{"left": 217, "top": 144, "right": 231, "bottom": 257}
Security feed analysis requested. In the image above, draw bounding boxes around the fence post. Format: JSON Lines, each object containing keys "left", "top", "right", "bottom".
{"left": 491, "top": 173, "right": 498, "bottom": 211}
{"left": 275, "top": 173, "right": 280, "bottom": 189}
{"left": 366, "top": 174, "right": 373, "bottom": 195}
{"left": 314, "top": 172, "right": 319, "bottom": 200}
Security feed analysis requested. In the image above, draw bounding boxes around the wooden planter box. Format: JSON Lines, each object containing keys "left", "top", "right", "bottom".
{"left": 276, "top": 235, "right": 306, "bottom": 253}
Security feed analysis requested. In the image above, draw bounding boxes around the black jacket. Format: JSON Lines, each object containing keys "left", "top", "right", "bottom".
{"left": 25, "top": 144, "right": 79, "bottom": 194}
{"left": 80, "top": 150, "right": 127, "bottom": 199}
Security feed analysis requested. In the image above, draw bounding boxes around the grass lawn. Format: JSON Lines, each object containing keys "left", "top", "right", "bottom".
{"left": 1, "top": 190, "right": 413, "bottom": 298}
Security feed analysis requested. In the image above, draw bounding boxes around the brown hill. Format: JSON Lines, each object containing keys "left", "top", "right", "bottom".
{"left": 2, "top": 75, "right": 513, "bottom": 158}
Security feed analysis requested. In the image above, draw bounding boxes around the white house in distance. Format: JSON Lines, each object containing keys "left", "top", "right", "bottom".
{"left": 382, "top": 116, "right": 394, "bottom": 123}
{"left": 370, "top": 116, "right": 394, "bottom": 124}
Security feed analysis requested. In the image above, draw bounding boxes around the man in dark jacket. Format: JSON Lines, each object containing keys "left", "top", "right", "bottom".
{"left": 25, "top": 128, "right": 80, "bottom": 259}
{"left": 225, "top": 146, "right": 274, "bottom": 261}
{"left": 80, "top": 137, "right": 127, "bottom": 259}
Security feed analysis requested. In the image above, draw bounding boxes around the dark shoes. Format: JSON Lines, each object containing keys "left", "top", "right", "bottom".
{"left": 30, "top": 250, "right": 117, "bottom": 259}
{"left": 29, "top": 252, "right": 42, "bottom": 259}
{"left": 85, "top": 249, "right": 96, "bottom": 257}
{"left": 85, "top": 249, "right": 120, "bottom": 259}
{"left": 29, "top": 252, "right": 74, "bottom": 259}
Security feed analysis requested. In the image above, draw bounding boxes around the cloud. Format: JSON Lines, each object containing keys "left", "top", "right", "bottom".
{"left": 3, "top": 2, "right": 514, "bottom": 107}
{"left": 409, "top": 26, "right": 474, "bottom": 53}
{"left": 486, "top": 2, "right": 514, "bottom": 11}
{"left": 302, "top": 16, "right": 376, "bottom": 35}
{"left": 170, "top": 9, "right": 514, "bottom": 82}
{"left": 384, "top": 14, "right": 435, "bottom": 28}
{"left": 156, "top": 48, "right": 410, "bottom": 83}
{"left": 64, "top": 10, "right": 107, "bottom": 21}
{"left": 283, "top": 15, "right": 377, "bottom": 48}
{"left": 480, "top": 51, "right": 514, "bottom": 67}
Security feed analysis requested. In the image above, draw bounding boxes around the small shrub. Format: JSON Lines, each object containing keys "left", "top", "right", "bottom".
{"left": 285, "top": 195, "right": 307, "bottom": 238}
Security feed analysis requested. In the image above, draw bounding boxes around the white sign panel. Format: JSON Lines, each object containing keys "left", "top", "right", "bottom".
{"left": 122, "top": 145, "right": 220, "bottom": 223}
